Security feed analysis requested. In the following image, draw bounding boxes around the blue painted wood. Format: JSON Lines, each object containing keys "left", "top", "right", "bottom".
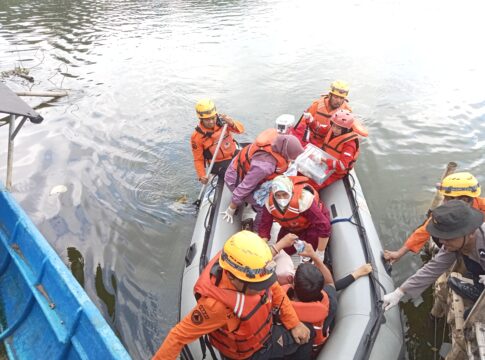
{"left": 0, "top": 183, "right": 131, "bottom": 359}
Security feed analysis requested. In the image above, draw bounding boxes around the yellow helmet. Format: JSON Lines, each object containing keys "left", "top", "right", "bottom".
{"left": 329, "top": 80, "right": 350, "bottom": 98}
{"left": 195, "top": 99, "right": 217, "bottom": 119}
{"left": 436, "top": 172, "right": 481, "bottom": 197}
{"left": 219, "top": 231, "right": 276, "bottom": 289}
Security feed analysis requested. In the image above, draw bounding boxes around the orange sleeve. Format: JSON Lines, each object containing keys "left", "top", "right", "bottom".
{"left": 307, "top": 100, "right": 319, "bottom": 117}
{"left": 335, "top": 140, "right": 357, "bottom": 175}
{"left": 293, "top": 100, "right": 318, "bottom": 135}
{"left": 474, "top": 197, "right": 485, "bottom": 214}
{"left": 404, "top": 218, "right": 431, "bottom": 253}
{"left": 152, "top": 297, "right": 229, "bottom": 360}
{"left": 191, "top": 131, "right": 207, "bottom": 179}
{"left": 228, "top": 119, "right": 244, "bottom": 134}
{"left": 270, "top": 283, "right": 300, "bottom": 330}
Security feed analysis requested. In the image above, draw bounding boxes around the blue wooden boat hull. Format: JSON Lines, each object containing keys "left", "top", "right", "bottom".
{"left": 0, "top": 184, "right": 131, "bottom": 360}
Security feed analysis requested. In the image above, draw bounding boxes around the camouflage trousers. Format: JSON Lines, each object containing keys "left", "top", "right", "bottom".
{"left": 431, "top": 264, "right": 473, "bottom": 360}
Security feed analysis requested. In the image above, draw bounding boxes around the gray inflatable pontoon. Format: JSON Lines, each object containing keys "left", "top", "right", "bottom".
{"left": 180, "top": 171, "right": 405, "bottom": 360}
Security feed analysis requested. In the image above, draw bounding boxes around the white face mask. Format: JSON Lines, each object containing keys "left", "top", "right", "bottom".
{"left": 276, "top": 198, "right": 290, "bottom": 208}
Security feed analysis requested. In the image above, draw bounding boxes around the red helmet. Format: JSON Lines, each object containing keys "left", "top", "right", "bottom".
{"left": 331, "top": 110, "right": 354, "bottom": 129}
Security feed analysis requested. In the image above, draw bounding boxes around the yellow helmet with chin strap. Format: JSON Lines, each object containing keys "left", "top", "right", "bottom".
{"left": 329, "top": 80, "right": 350, "bottom": 99}
{"left": 436, "top": 172, "right": 481, "bottom": 197}
{"left": 195, "top": 99, "right": 217, "bottom": 119}
{"left": 219, "top": 231, "right": 276, "bottom": 286}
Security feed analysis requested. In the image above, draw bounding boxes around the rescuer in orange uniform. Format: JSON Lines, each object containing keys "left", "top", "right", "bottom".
{"left": 308, "top": 109, "right": 368, "bottom": 190}
{"left": 384, "top": 172, "right": 485, "bottom": 263}
{"left": 152, "top": 231, "right": 314, "bottom": 360}
{"left": 292, "top": 80, "right": 353, "bottom": 146}
{"left": 191, "top": 99, "right": 244, "bottom": 184}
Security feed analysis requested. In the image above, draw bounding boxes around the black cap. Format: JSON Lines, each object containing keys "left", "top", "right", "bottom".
{"left": 426, "top": 200, "right": 484, "bottom": 239}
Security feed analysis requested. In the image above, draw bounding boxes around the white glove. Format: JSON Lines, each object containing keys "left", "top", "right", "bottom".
{"left": 303, "top": 112, "right": 314, "bottom": 123}
{"left": 382, "top": 288, "right": 404, "bottom": 311}
{"left": 479, "top": 275, "right": 485, "bottom": 285}
{"left": 316, "top": 250, "right": 325, "bottom": 262}
{"left": 221, "top": 206, "right": 236, "bottom": 224}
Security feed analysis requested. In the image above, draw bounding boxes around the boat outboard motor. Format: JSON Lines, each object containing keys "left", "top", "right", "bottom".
{"left": 275, "top": 114, "right": 295, "bottom": 134}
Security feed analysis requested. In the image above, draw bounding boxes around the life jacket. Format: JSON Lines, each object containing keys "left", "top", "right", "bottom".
{"left": 233, "top": 128, "right": 289, "bottom": 184}
{"left": 321, "top": 130, "right": 360, "bottom": 170}
{"left": 282, "top": 284, "right": 330, "bottom": 351}
{"left": 194, "top": 253, "right": 273, "bottom": 359}
{"left": 308, "top": 96, "right": 351, "bottom": 146}
{"left": 194, "top": 123, "right": 238, "bottom": 165}
{"left": 266, "top": 176, "right": 320, "bottom": 232}
{"left": 473, "top": 197, "right": 485, "bottom": 215}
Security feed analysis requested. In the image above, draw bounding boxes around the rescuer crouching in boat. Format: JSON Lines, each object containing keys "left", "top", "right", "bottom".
{"left": 258, "top": 175, "right": 331, "bottom": 262}
{"left": 152, "top": 231, "right": 314, "bottom": 360}
{"left": 383, "top": 200, "right": 485, "bottom": 360}
{"left": 221, "top": 129, "right": 304, "bottom": 231}
{"left": 191, "top": 99, "right": 245, "bottom": 184}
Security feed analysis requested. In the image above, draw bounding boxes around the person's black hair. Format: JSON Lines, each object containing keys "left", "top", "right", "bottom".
{"left": 294, "top": 263, "right": 324, "bottom": 302}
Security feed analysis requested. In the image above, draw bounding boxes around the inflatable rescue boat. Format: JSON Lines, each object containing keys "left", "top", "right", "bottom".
{"left": 179, "top": 166, "right": 404, "bottom": 360}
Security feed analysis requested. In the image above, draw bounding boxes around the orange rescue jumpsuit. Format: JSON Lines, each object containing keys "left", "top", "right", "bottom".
{"left": 152, "top": 271, "right": 300, "bottom": 360}
{"left": 404, "top": 197, "right": 485, "bottom": 253}
{"left": 191, "top": 120, "right": 244, "bottom": 179}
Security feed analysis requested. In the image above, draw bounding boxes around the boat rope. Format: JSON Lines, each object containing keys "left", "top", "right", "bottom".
{"left": 330, "top": 216, "right": 353, "bottom": 225}
{"left": 200, "top": 175, "right": 221, "bottom": 270}
{"left": 433, "top": 315, "right": 438, "bottom": 360}
{"left": 197, "top": 174, "right": 223, "bottom": 359}
{"left": 369, "top": 272, "right": 387, "bottom": 294}
{"left": 341, "top": 173, "right": 392, "bottom": 359}
{"left": 441, "top": 311, "right": 447, "bottom": 354}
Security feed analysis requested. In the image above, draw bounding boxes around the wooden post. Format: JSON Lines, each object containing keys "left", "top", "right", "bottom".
{"left": 6, "top": 114, "right": 15, "bottom": 191}
{"left": 429, "top": 162, "right": 458, "bottom": 211}
{"left": 14, "top": 90, "right": 68, "bottom": 98}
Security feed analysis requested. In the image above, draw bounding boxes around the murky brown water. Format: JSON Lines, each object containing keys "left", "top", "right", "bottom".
{"left": 1, "top": 0, "right": 485, "bottom": 358}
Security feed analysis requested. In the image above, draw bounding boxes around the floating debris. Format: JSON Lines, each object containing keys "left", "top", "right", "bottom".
{"left": 1, "top": 66, "right": 34, "bottom": 82}
{"left": 176, "top": 193, "right": 188, "bottom": 204}
{"left": 49, "top": 184, "right": 68, "bottom": 195}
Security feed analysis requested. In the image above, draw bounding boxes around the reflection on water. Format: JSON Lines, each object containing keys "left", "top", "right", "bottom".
{"left": 67, "top": 246, "right": 117, "bottom": 322}
{"left": 1, "top": 0, "right": 485, "bottom": 359}
{"left": 67, "top": 246, "right": 85, "bottom": 288}
{"left": 402, "top": 287, "right": 449, "bottom": 360}
{"left": 95, "top": 263, "right": 117, "bottom": 320}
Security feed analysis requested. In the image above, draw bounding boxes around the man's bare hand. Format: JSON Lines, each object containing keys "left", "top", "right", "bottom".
{"left": 290, "top": 322, "right": 310, "bottom": 344}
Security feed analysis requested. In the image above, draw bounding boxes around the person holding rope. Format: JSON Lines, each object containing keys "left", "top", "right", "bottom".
{"left": 152, "top": 231, "right": 314, "bottom": 360}
{"left": 383, "top": 200, "right": 485, "bottom": 359}
{"left": 191, "top": 99, "right": 244, "bottom": 184}
{"left": 384, "top": 172, "right": 485, "bottom": 263}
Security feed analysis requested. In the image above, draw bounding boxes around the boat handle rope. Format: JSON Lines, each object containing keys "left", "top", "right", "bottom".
{"left": 330, "top": 216, "right": 353, "bottom": 225}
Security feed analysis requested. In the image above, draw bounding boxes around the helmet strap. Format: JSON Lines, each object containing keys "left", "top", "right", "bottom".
{"left": 458, "top": 236, "right": 467, "bottom": 252}
{"left": 241, "top": 282, "right": 249, "bottom": 294}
